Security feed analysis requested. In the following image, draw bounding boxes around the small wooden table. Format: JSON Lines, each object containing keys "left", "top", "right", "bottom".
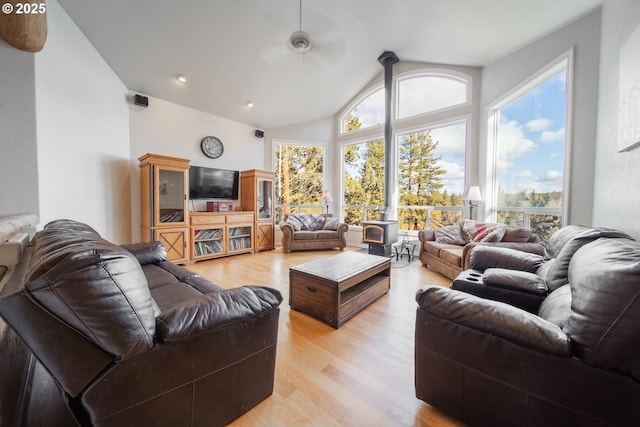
{"left": 289, "top": 251, "right": 391, "bottom": 328}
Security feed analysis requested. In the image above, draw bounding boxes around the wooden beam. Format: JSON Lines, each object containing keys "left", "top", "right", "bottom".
{"left": 0, "top": 0, "right": 47, "bottom": 52}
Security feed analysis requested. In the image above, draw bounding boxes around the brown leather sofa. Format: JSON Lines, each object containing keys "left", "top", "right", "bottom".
{"left": 280, "top": 213, "right": 348, "bottom": 252}
{"left": 0, "top": 219, "right": 282, "bottom": 427}
{"left": 418, "top": 221, "right": 544, "bottom": 280}
{"left": 415, "top": 235, "right": 640, "bottom": 426}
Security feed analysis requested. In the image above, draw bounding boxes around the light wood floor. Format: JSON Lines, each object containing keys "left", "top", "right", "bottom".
{"left": 185, "top": 247, "right": 462, "bottom": 427}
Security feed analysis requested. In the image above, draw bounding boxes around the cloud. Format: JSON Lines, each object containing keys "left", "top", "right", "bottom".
{"left": 541, "top": 170, "right": 563, "bottom": 181}
{"left": 513, "top": 170, "right": 533, "bottom": 179}
{"left": 525, "top": 118, "right": 550, "bottom": 132}
{"left": 540, "top": 127, "right": 565, "bottom": 143}
{"left": 430, "top": 122, "right": 466, "bottom": 157}
{"left": 497, "top": 119, "right": 537, "bottom": 163}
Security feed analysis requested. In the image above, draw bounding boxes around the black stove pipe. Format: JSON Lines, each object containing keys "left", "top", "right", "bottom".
{"left": 377, "top": 51, "right": 399, "bottom": 221}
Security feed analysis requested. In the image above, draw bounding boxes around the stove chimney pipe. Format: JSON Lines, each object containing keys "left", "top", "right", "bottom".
{"left": 377, "top": 51, "right": 399, "bottom": 221}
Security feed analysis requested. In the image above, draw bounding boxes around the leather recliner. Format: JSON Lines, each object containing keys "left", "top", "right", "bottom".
{"left": 0, "top": 219, "right": 283, "bottom": 427}
{"left": 451, "top": 225, "right": 632, "bottom": 312}
{"left": 415, "top": 236, "right": 640, "bottom": 426}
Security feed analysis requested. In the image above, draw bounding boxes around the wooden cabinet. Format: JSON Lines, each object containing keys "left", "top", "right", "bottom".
{"left": 190, "top": 212, "right": 254, "bottom": 261}
{"left": 139, "top": 154, "right": 190, "bottom": 263}
{"left": 240, "top": 169, "right": 275, "bottom": 251}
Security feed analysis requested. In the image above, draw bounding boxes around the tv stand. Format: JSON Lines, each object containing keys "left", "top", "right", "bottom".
{"left": 190, "top": 212, "right": 254, "bottom": 261}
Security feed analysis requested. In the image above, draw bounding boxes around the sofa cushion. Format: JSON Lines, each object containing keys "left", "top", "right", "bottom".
{"left": 293, "top": 231, "right": 317, "bottom": 240}
{"left": 316, "top": 230, "right": 339, "bottom": 240}
{"left": 422, "top": 241, "right": 443, "bottom": 257}
{"left": 439, "top": 247, "right": 463, "bottom": 267}
{"left": 434, "top": 225, "right": 466, "bottom": 245}
{"left": 24, "top": 220, "right": 159, "bottom": 360}
{"left": 25, "top": 232, "right": 157, "bottom": 361}
{"left": 537, "top": 284, "right": 572, "bottom": 329}
{"left": 539, "top": 226, "right": 632, "bottom": 291}
{"left": 502, "top": 227, "right": 533, "bottom": 242}
{"left": 564, "top": 238, "right": 640, "bottom": 380}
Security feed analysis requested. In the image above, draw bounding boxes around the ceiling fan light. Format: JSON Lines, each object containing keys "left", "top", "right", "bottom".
{"left": 289, "top": 30, "right": 311, "bottom": 53}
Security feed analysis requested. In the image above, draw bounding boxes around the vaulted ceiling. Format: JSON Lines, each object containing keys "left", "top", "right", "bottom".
{"left": 58, "top": 0, "right": 602, "bottom": 129}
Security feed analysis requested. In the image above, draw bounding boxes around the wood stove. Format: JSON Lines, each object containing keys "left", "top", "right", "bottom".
{"left": 362, "top": 220, "right": 398, "bottom": 257}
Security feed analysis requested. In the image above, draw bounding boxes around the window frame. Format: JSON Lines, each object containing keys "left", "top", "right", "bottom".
{"left": 484, "top": 49, "right": 574, "bottom": 228}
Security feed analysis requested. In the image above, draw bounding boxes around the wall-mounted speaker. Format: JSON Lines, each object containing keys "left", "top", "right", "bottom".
{"left": 134, "top": 94, "right": 149, "bottom": 107}
{"left": 255, "top": 129, "right": 264, "bottom": 138}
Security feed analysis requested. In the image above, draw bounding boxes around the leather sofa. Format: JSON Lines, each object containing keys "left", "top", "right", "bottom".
{"left": 280, "top": 213, "right": 348, "bottom": 252}
{"left": 418, "top": 220, "right": 544, "bottom": 280}
{"left": 453, "top": 224, "right": 632, "bottom": 312}
{"left": 415, "top": 235, "right": 640, "bottom": 426}
{"left": 0, "top": 219, "right": 283, "bottom": 427}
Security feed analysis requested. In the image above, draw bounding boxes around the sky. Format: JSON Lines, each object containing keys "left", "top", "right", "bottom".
{"left": 497, "top": 71, "right": 566, "bottom": 195}
{"left": 344, "top": 71, "right": 566, "bottom": 200}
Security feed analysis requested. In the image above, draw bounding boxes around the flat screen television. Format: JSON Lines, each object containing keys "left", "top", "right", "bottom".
{"left": 189, "top": 166, "right": 239, "bottom": 199}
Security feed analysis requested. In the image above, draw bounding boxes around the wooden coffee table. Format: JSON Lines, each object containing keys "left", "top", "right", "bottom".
{"left": 289, "top": 251, "right": 391, "bottom": 328}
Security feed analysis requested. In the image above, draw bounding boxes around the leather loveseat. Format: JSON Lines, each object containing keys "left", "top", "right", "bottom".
{"left": 280, "top": 213, "right": 348, "bottom": 252}
{"left": 0, "top": 219, "right": 283, "bottom": 427}
{"left": 415, "top": 235, "right": 640, "bottom": 426}
{"left": 418, "top": 220, "right": 544, "bottom": 280}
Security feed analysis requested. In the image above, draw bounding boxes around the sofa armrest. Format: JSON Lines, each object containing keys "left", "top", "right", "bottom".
{"left": 157, "top": 285, "right": 283, "bottom": 343}
{"left": 418, "top": 229, "right": 436, "bottom": 243}
{"left": 121, "top": 241, "right": 167, "bottom": 265}
{"left": 415, "top": 285, "right": 570, "bottom": 356}
{"left": 483, "top": 268, "right": 548, "bottom": 295}
{"left": 469, "top": 245, "right": 545, "bottom": 272}
{"left": 336, "top": 222, "right": 348, "bottom": 239}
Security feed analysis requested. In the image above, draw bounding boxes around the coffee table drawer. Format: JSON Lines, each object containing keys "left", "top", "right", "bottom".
{"left": 290, "top": 277, "right": 336, "bottom": 325}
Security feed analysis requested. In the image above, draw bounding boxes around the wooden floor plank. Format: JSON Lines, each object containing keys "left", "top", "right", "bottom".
{"left": 185, "top": 247, "right": 460, "bottom": 427}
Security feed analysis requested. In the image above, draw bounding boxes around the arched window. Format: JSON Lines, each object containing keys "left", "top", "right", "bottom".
{"left": 396, "top": 73, "right": 469, "bottom": 119}
{"left": 340, "top": 87, "right": 384, "bottom": 133}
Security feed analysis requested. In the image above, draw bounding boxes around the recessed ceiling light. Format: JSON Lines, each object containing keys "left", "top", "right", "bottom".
{"left": 177, "top": 75, "right": 187, "bottom": 83}
{"left": 247, "top": 101, "right": 254, "bottom": 108}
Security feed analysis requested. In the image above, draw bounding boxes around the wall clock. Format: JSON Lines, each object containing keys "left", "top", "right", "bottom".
{"left": 200, "top": 136, "right": 224, "bottom": 159}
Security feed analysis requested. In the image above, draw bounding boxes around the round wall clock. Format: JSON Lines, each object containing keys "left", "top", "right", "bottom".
{"left": 200, "top": 136, "right": 224, "bottom": 159}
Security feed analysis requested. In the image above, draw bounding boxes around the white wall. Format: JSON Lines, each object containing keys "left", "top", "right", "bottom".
{"left": 0, "top": 40, "right": 39, "bottom": 217}
{"left": 480, "top": 9, "right": 602, "bottom": 227}
{"left": 593, "top": 0, "right": 640, "bottom": 240}
{"left": 34, "top": 0, "right": 132, "bottom": 242}
{"left": 129, "top": 95, "right": 266, "bottom": 240}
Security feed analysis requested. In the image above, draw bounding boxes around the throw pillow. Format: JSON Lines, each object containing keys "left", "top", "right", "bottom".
{"left": 285, "top": 215, "right": 303, "bottom": 231}
{"left": 323, "top": 217, "right": 341, "bottom": 230}
{"left": 434, "top": 225, "right": 466, "bottom": 245}
{"left": 295, "top": 213, "right": 325, "bottom": 231}
{"left": 480, "top": 225, "right": 507, "bottom": 242}
{"left": 460, "top": 220, "right": 497, "bottom": 242}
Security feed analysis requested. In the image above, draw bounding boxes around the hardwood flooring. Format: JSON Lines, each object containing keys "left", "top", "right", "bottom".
{"left": 185, "top": 247, "right": 462, "bottom": 427}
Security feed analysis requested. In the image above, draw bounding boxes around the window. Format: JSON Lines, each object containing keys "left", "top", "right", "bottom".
{"left": 338, "top": 68, "right": 472, "bottom": 229}
{"left": 488, "top": 57, "right": 569, "bottom": 243}
{"left": 397, "top": 74, "right": 469, "bottom": 119}
{"left": 342, "top": 138, "right": 385, "bottom": 226}
{"left": 398, "top": 122, "right": 466, "bottom": 230}
{"left": 273, "top": 142, "right": 325, "bottom": 222}
{"left": 340, "top": 87, "right": 384, "bottom": 133}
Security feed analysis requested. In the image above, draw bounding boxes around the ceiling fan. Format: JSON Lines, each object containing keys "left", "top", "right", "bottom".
{"left": 289, "top": 0, "right": 311, "bottom": 56}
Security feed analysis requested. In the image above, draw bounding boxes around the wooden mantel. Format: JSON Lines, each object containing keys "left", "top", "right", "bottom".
{"left": 0, "top": 0, "right": 47, "bottom": 52}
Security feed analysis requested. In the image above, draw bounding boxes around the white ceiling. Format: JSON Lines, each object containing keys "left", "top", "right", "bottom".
{"left": 57, "top": 0, "right": 602, "bottom": 129}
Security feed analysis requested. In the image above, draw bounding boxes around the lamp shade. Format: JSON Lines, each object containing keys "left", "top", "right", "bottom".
{"left": 461, "top": 186, "right": 483, "bottom": 202}
{"left": 321, "top": 191, "right": 332, "bottom": 203}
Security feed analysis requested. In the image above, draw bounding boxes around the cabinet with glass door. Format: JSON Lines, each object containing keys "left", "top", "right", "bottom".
{"left": 240, "top": 169, "right": 275, "bottom": 251}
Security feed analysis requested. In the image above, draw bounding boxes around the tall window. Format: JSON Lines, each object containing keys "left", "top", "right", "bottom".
{"left": 274, "top": 142, "right": 325, "bottom": 221}
{"left": 338, "top": 69, "right": 472, "bottom": 229}
{"left": 489, "top": 58, "right": 569, "bottom": 243}
{"left": 342, "top": 139, "right": 384, "bottom": 226}
{"left": 398, "top": 122, "right": 466, "bottom": 230}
